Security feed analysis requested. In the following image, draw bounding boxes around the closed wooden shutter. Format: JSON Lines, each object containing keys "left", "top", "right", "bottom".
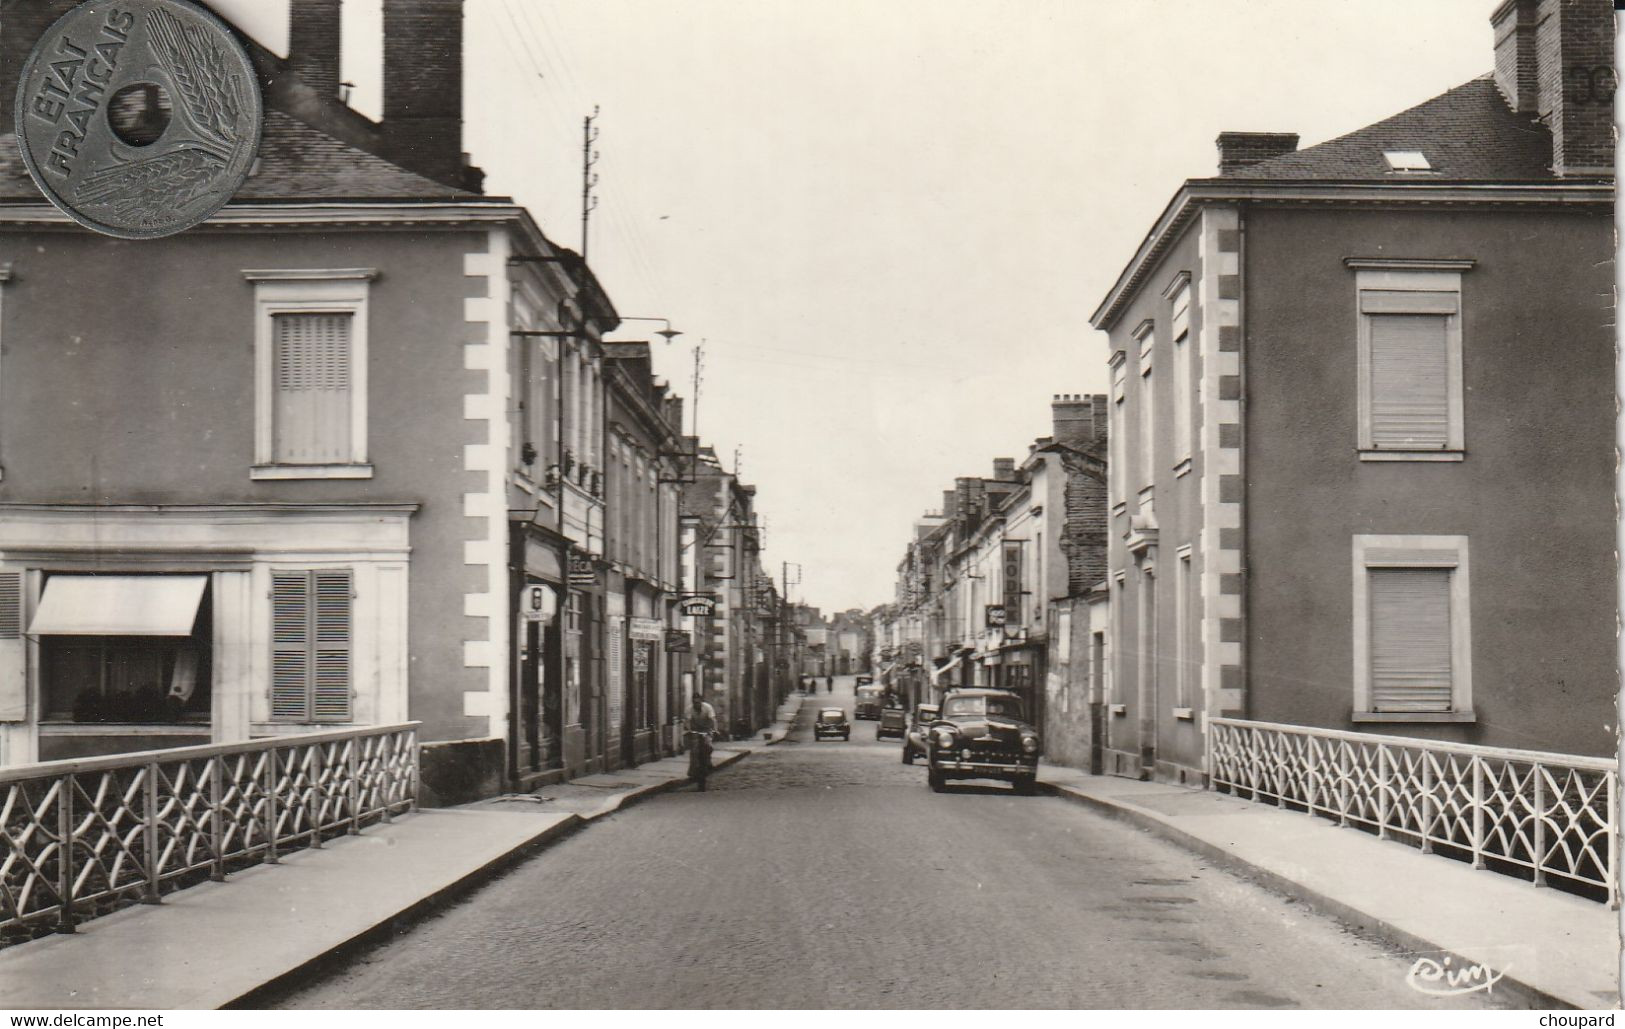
{"left": 1369, "top": 568, "right": 1453, "bottom": 711}
{"left": 312, "top": 571, "right": 353, "bottom": 720}
{"left": 271, "top": 570, "right": 353, "bottom": 721}
{"left": 607, "top": 618, "right": 623, "bottom": 729}
{"left": 1368, "top": 312, "right": 1449, "bottom": 448}
{"left": 0, "top": 573, "right": 21, "bottom": 639}
{"left": 271, "top": 572, "right": 311, "bottom": 720}
{"left": 273, "top": 313, "right": 352, "bottom": 464}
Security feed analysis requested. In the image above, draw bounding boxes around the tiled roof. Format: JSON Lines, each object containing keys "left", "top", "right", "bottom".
{"left": 1225, "top": 76, "right": 1556, "bottom": 181}
{"left": 0, "top": 110, "right": 469, "bottom": 202}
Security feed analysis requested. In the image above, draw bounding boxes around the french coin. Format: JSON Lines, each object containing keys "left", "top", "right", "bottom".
{"left": 13, "top": 0, "right": 263, "bottom": 239}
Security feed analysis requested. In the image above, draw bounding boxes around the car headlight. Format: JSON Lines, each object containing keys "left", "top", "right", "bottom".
{"left": 1021, "top": 735, "right": 1040, "bottom": 753}
{"left": 933, "top": 728, "right": 957, "bottom": 747}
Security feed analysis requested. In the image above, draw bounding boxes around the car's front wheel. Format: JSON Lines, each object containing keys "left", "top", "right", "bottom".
{"left": 928, "top": 769, "right": 946, "bottom": 792}
{"left": 901, "top": 746, "right": 913, "bottom": 765}
{"left": 1012, "top": 776, "right": 1038, "bottom": 795}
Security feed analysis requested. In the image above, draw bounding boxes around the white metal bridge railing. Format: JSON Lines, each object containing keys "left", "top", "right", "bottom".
{"left": 0, "top": 723, "right": 419, "bottom": 942}
{"left": 1207, "top": 717, "right": 1618, "bottom": 906}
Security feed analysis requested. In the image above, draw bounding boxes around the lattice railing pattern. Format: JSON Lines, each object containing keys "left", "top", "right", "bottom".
{"left": 0, "top": 723, "right": 418, "bottom": 939}
{"left": 1209, "top": 718, "right": 1618, "bottom": 905}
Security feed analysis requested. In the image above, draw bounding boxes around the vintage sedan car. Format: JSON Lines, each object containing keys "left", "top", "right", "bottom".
{"left": 925, "top": 688, "right": 1039, "bottom": 793}
{"left": 855, "top": 674, "right": 874, "bottom": 686}
{"left": 814, "top": 708, "right": 850, "bottom": 741}
{"left": 876, "top": 705, "right": 907, "bottom": 740}
{"left": 900, "top": 703, "right": 940, "bottom": 764}
{"left": 854, "top": 684, "right": 884, "bottom": 720}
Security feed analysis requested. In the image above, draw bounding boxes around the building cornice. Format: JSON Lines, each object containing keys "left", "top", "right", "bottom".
{"left": 1089, "top": 179, "right": 1613, "bottom": 331}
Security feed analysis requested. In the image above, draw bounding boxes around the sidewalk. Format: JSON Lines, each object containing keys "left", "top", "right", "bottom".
{"left": 0, "top": 695, "right": 805, "bottom": 1011}
{"left": 1038, "top": 766, "right": 1620, "bottom": 1010}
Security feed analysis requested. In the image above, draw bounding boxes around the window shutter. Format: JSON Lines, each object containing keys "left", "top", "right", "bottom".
{"left": 271, "top": 569, "right": 353, "bottom": 722}
{"left": 607, "top": 619, "right": 624, "bottom": 728}
{"left": 312, "top": 571, "right": 353, "bottom": 721}
{"left": 1369, "top": 568, "right": 1453, "bottom": 711}
{"left": 273, "top": 313, "right": 353, "bottom": 464}
{"left": 1369, "top": 313, "right": 1449, "bottom": 448}
{"left": 0, "top": 573, "right": 21, "bottom": 639}
{"left": 271, "top": 571, "right": 311, "bottom": 720}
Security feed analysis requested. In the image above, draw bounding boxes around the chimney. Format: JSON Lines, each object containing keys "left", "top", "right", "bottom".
{"left": 1, "top": 0, "right": 81, "bottom": 137}
{"left": 1215, "top": 131, "right": 1299, "bottom": 174}
{"left": 1491, "top": 0, "right": 1540, "bottom": 113}
{"left": 382, "top": 0, "right": 469, "bottom": 189}
{"left": 289, "top": 0, "right": 344, "bottom": 101}
{"left": 1052, "top": 393, "right": 1105, "bottom": 450}
{"left": 1490, "top": 0, "right": 1614, "bottom": 176}
{"left": 992, "top": 458, "right": 1016, "bottom": 482}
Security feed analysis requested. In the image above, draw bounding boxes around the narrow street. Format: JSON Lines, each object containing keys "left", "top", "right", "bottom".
{"left": 268, "top": 676, "right": 1509, "bottom": 1010}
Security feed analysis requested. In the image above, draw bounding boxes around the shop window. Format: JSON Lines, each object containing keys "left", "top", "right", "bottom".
{"left": 34, "top": 575, "right": 212, "bottom": 724}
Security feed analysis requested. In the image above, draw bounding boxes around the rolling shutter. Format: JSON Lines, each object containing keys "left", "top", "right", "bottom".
{"left": 1369, "top": 568, "right": 1453, "bottom": 712}
{"left": 273, "top": 313, "right": 352, "bottom": 464}
{"left": 0, "top": 573, "right": 22, "bottom": 721}
{"left": 271, "top": 570, "right": 353, "bottom": 721}
{"left": 1368, "top": 311, "right": 1450, "bottom": 448}
{"left": 607, "top": 618, "right": 624, "bottom": 729}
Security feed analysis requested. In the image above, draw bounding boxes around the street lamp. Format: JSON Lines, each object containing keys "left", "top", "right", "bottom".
{"left": 615, "top": 316, "right": 683, "bottom": 343}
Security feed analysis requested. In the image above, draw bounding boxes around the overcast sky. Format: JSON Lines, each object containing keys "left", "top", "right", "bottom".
{"left": 217, "top": 0, "right": 1497, "bottom": 614}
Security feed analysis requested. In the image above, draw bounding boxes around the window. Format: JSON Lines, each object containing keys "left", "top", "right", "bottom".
{"left": 1109, "top": 355, "right": 1126, "bottom": 512}
{"left": 1138, "top": 366, "right": 1155, "bottom": 486}
{"left": 1175, "top": 548, "right": 1192, "bottom": 711}
{"left": 1167, "top": 275, "right": 1192, "bottom": 468}
{"left": 1350, "top": 262, "right": 1470, "bottom": 460}
{"left": 1352, "top": 535, "right": 1472, "bottom": 721}
{"left": 246, "top": 270, "right": 375, "bottom": 479}
{"left": 1383, "top": 150, "right": 1432, "bottom": 172}
{"left": 271, "top": 569, "right": 353, "bottom": 722}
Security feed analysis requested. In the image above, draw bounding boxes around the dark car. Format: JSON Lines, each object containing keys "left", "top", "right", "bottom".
{"left": 901, "top": 703, "right": 940, "bottom": 764}
{"left": 854, "top": 684, "right": 883, "bottom": 720}
{"left": 876, "top": 705, "right": 907, "bottom": 740}
{"left": 855, "top": 675, "right": 874, "bottom": 686}
{"left": 814, "top": 708, "right": 850, "bottom": 741}
{"left": 925, "top": 688, "right": 1040, "bottom": 793}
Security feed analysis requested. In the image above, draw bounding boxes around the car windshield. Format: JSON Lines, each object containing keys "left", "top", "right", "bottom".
{"left": 942, "top": 696, "right": 1025, "bottom": 720}
{"left": 915, "top": 707, "right": 938, "bottom": 722}
{"left": 819, "top": 710, "right": 845, "bottom": 721}
{"left": 856, "top": 687, "right": 880, "bottom": 700}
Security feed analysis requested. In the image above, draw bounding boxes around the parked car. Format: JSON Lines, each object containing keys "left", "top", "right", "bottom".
{"left": 855, "top": 675, "right": 874, "bottom": 686}
{"left": 877, "top": 705, "right": 907, "bottom": 740}
{"left": 925, "top": 688, "right": 1039, "bottom": 793}
{"left": 854, "top": 684, "right": 883, "bottom": 720}
{"left": 901, "top": 703, "right": 940, "bottom": 764}
{"left": 814, "top": 708, "right": 850, "bottom": 741}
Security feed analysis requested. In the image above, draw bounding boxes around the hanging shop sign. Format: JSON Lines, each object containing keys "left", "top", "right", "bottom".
{"left": 664, "top": 629, "right": 692, "bottom": 653}
{"left": 629, "top": 617, "right": 664, "bottom": 642}
{"left": 677, "top": 595, "right": 717, "bottom": 617}
{"left": 1002, "top": 540, "right": 1024, "bottom": 627}
{"left": 985, "top": 604, "right": 1007, "bottom": 628}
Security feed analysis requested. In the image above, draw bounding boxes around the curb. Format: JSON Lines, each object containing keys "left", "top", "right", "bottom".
{"left": 225, "top": 814, "right": 585, "bottom": 1009}
{"left": 1036, "top": 780, "right": 1574, "bottom": 1011}
{"left": 232, "top": 742, "right": 775, "bottom": 1007}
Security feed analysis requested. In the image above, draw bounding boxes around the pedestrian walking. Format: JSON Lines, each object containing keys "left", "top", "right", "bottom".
{"left": 826, "top": 675, "right": 833, "bottom": 693}
{"left": 684, "top": 694, "right": 718, "bottom": 791}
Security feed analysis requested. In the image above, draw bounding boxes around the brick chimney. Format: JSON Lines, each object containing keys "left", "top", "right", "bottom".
{"left": 942, "top": 490, "right": 957, "bottom": 520}
{"left": 1052, "top": 394, "right": 1107, "bottom": 450}
{"left": 289, "top": 0, "right": 343, "bottom": 101}
{"left": 992, "top": 458, "right": 1016, "bottom": 482}
{"left": 0, "top": 0, "right": 81, "bottom": 137}
{"left": 1215, "top": 131, "right": 1299, "bottom": 174}
{"left": 1492, "top": 0, "right": 1615, "bottom": 176}
{"left": 382, "top": 0, "right": 469, "bottom": 189}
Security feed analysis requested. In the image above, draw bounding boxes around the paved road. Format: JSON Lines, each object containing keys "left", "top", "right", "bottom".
{"left": 274, "top": 676, "right": 1512, "bottom": 1010}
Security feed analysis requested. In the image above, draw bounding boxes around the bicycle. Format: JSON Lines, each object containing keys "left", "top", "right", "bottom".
{"left": 685, "top": 729, "right": 714, "bottom": 791}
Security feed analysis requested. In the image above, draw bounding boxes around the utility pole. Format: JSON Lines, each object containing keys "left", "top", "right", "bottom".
{"left": 581, "top": 106, "right": 600, "bottom": 261}
{"left": 691, "top": 341, "right": 705, "bottom": 438}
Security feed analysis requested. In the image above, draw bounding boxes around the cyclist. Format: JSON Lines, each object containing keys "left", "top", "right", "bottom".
{"left": 684, "top": 694, "right": 719, "bottom": 791}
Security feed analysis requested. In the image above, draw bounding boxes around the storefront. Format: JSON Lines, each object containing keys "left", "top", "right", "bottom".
{"left": 510, "top": 525, "right": 568, "bottom": 787}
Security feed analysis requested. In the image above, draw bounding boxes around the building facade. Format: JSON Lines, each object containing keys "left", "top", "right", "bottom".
{"left": 1089, "top": 0, "right": 1615, "bottom": 781}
